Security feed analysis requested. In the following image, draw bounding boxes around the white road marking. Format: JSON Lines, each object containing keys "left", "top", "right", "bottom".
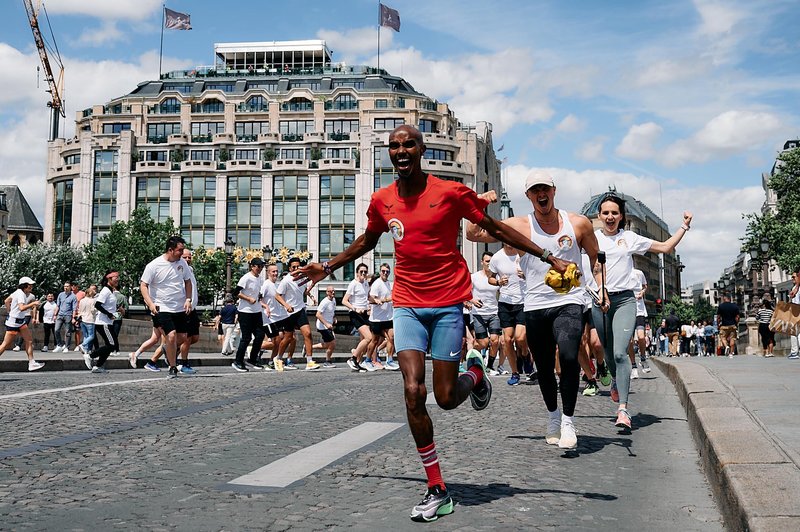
{"left": 426, "top": 393, "right": 437, "bottom": 405}
{"left": 228, "top": 421, "right": 404, "bottom": 488}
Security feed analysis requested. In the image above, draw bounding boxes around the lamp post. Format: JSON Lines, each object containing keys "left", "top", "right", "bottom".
{"left": 262, "top": 244, "right": 273, "bottom": 264}
{"left": 676, "top": 255, "right": 685, "bottom": 297}
{"left": 760, "top": 237, "right": 771, "bottom": 300}
{"left": 224, "top": 236, "right": 235, "bottom": 295}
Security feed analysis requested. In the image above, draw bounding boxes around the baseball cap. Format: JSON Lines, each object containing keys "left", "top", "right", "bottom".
{"left": 525, "top": 169, "right": 555, "bottom": 190}
{"left": 19, "top": 276, "right": 35, "bottom": 285}
{"left": 250, "top": 257, "right": 265, "bottom": 266}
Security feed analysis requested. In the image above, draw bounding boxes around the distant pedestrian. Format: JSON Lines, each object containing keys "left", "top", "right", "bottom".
{"left": 41, "top": 293, "right": 57, "bottom": 352}
{"left": 789, "top": 268, "right": 800, "bottom": 360}
{"left": 218, "top": 294, "right": 238, "bottom": 355}
{"left": 756, "top": 300, "right": 775, "bottom": 357}
{"left": 77, "top": 285, "right": 98, "bottom": 355}
{"left": 54, "top": 281, "right": 78, "bottom": 352}
{"left": 716, "top": 294, "right": 740, "bottom": 358}
{"left": 0, "top": 277, "right": 44, "bottom": 371}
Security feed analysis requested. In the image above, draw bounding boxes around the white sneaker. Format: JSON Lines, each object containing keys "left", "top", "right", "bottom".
{"left": 74, "top": 346, "right": 81, "bottom": 352}
{"left": 28, "top": 360, "right": 45, "bottom": 372}
{"left": 630, "top": 367, "right": 639, "bottom": 380}
{"left": 83, "top": 353, "right": 93, "bottom": 370}
{"left": 12, "top": 346, "right": 20, "bottom": 351}
{"left": 41, "top": 346, "right": 48, "bottom": 352}
{"left": 546, "top": 416, "right": 561, "bottom": 445}
{"left": 91, "top": 365, "right": 108, "bottom": 373}
{"left": 129, "top": 352, "right": 138, "bottom": 369}
{"left": 558, "top": 421, "right": 578, "bottom": 449}
{"left": 728, "top": 353, "right": 734, "bottom": 358}
{"left": 642, "top": 365, "right": 651, "bottom": 374}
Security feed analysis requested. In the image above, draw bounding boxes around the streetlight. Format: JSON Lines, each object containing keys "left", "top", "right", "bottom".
{"left": 262, "top": 244, "right": 273, "bottom": 263}
{"left": 224, "top": 235, "right": 236, "bottom": 295}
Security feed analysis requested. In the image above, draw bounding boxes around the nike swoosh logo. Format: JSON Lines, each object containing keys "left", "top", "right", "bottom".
{"left": 430, "top": 202, "right": 442, "bottom": 208}
{"left": 448, "top": 351, "right": 460, "bottom": 358}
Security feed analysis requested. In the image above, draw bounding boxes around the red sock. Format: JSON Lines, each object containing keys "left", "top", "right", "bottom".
{"left": 417, "top": 442, "right": 445, "bottom": 489}
{"left": 465, "top": 365, "right": 484, "bottom": 387}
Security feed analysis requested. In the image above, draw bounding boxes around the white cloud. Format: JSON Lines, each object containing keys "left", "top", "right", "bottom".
{"left": 615, "top": 122, "right": 663, "bottom": 160}
{"left": 693, "top": 0, "right": 747, "bottom": 38}
{"left": 39, "top": 0, "right": 162, "bottom": 21}
{"left": 76, "top": 21, "right": 124, "bottom": 47}
{"left": 556, "top": 114, "right": 585, "bottom": 133}
{"left": 316, "top": 27, "right": 393, "bottom": 63}
{"left": 502, "top": 164, "right": 763, "bottom": 285}
{"left": 633, "top": 58, "right": 707, "bottom": 88}
{"left": 575, "top": 138, "right": 606, "bottom": 163}
{"left": 661, "top": 110, "right": 786, "bottom": 167}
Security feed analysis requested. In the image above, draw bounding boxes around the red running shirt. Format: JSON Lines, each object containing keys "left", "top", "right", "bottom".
{"left": 366, "top": 175, "right": 488, "bottom": 308}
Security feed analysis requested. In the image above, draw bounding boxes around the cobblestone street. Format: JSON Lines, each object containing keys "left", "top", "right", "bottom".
{"left": 0, "top": 363, "right": 722, "bottom": 530}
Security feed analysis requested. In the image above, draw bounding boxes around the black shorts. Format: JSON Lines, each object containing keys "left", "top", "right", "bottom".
{"left": 635, "top": 315, "right": 647, "bottom": 330}
{"left": 498, "top": 302, "right": 525, "bottom": 329}
{"left": 5, "top": 316, "right": 27, "bottom": 333}
{"left": 264, "top": 317, "right": 291, "bottom": 338}
{"left": 349, "top": 310, "right": 370, "bottom": 330}
{"left": 317, "top": 328, "right": 335, "bottom": 343}
{"left": 583, "top": 308, "right": 595, "bottom": 330}
{"left": 369, "top": 320, "right": 393, "bottom": 335}
{"left": 152, "top": 311, "right": 188, "bottom": 335}
{"left": 285, "top": 310, "right": 310, "bottom": 331}
{"left": 186, "top": 310, "right": 201, "bottom": 337}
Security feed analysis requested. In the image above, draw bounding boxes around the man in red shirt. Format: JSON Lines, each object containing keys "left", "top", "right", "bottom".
{"left": 297, "top": 125, "right": 571, "bottom": 522}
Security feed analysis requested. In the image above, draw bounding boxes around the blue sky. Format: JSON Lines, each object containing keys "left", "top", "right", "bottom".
{"left": 1, "top": 0, "right": 798, "bottom": 284}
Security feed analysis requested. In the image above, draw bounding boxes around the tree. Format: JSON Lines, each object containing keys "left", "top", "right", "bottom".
{"left": 190, "top": 246, "right": 226, "bottom": 306}
{"left": 692, "top": 297, "right": 716, "bottom": 323}
{"left": 84, "top": 207, "right": 179, "bottom": 303}
{"left": 744, "top": 146, "right": 800, "bottom": 273}
{"left": 0, "top": 241, "right": 87, "bottom": 298}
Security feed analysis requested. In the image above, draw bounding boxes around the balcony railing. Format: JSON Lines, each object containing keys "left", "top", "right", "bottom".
{"left": 148, "top": 105, "right": 181, "bottom": 114}
{"left": 147, "top": 135, "right": 168, "bottom": 144}
{"left": 327, "top": 132, "right": 351, "bottom": 141}
{"left": 280, "top": 103, "right": 314, "bottom": 112}
{"left": 324, "top": 101, "right": 359, "bottom": 111}
{"left": 236, "top": 104, "right": 269, "bottom": 113}
{"left": 281, "top": 133, "right": 304, "bottom": 142}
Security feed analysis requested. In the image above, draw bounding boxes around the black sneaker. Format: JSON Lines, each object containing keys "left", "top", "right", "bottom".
{"left": 410, "top": 485, "right": 454, "bottom": 522}
{"left": 231, "top": 362, "right": 249, "bottom": 372}
{"left": 465, "top": 349, "right": 491, "bottom": 411}
{"left": 168, "top": 366, "right": 178, "bottom": 379}
{"left": 526, "top": 372, "right": 538, "bottom": 385}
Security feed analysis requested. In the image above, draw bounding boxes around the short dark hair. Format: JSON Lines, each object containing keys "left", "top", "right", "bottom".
{"left": 288, "top": 257, "right": 301, "bottom": 267}
{"left": 482, "top": 251, "right": 493, "bottom": 261}
{"left": 598, "top": 193, "right": 627, "bottom": 232}
{"left": 356, "top": 262, "right": 369, "bottom": 274}
{"left": 165, "top": 235, "right": 186, "bottom": 252}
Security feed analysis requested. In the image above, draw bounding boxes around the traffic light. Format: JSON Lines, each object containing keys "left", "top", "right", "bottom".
{"left": 655, "top": 298, "right": 663, "bottom": 313}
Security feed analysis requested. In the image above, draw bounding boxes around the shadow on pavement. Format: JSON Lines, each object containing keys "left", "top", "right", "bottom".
{"left": 353, "top": 474, "right": 617, "bottom": 506}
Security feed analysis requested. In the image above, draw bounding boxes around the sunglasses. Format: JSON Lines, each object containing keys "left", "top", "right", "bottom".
{"left": 380, "top": 269, "right": 390, "bottom": 274}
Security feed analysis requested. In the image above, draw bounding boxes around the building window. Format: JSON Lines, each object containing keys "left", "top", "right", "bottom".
{"left": 326, "top": 93, "right": 359, "bottom": 109}
{"left": 227, "top": 176, "right": 262, "bottom": 249}
{"left": 326, "top": 147, "right": 355, "bottom": 159}
{"left": 332, "top": 81, "right": 364, "bottom": 90}
{"left": 375, "top": 99, "right": 388, "bottom": 109}
{"left": 190, "top": 150, "right": 213, "bottom": 161}
{"left": 324, "top": 119, "right": 359, "bottom": 133}
{"left": 180, "top": 177, "right": 216, "bottom": 247}
{"left": 145, "top": 150, "right": 168, "bottom": 161}
{"left": 92, "top": 150, "right": 118, "bottom": 244}
{"left": 374, "top": 117, "right": 405, "bottom": 130}
{"left": 425, "top": 149, "right": 454, "bottom": 161}
{"left": 281, "top": 97, "right": 313, "bottom": 112}
{"left": 136, "top": 177, "right": 171, "bottom": 222}
{"left": 273, "top": 176, "right": 308, "bottom": 250}
{"left": 204, "top": 83, "right": 234, "bottom": 92}
{"left": 156, "top": 97, "right": 181, "bottom": 114}
{"left": 234, "top": 149, "right": 259, "bottom": 160}
{"left": 235, "top": 121, "right": 269, "bottom": 141}
{"left": 290, "top": 81, "right": 320, "bottom": 90}
{"left": 247, "top": 81, "right": 277, "bottom": 91}
{"left": 280, "top": 148, "right": 307, "bottom": 160}
{"left": 191, "top": 122, "right": 225, "bottom": 140}
{"left": 101, "top": 123, "right": 131, "bottom": 134}
{"left": 419, "top": 119, "right": 438, "bottom": 133}
{"left": 63, "top": 153, "right": 81, "bottom": 165}
{"left": 53, "top": 180, "right": 73, "bottom": 244}
{"left": 192, "top": 99, "right": 225, "bottom": 113}
{"left": 162, "top": 84, "right": 191, "bottom": 94}
{"left": 373, "top": 146, "right": 397, "bottom": 189}
{"left": 147, "top": 122, "right": 181, "bottom": 143}
{"left": 242, "top": 95, "right": 268, "bottom": 112}
{"left": 319, "top": 175, "right": 357, "bottom": 278}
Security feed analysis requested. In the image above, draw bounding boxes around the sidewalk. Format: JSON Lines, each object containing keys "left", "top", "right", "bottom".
{"left": 0, "top": 349, "right": 362, "bottom": 372}
{"left": 653, "top": 354, "right": 800, "bottom": 531}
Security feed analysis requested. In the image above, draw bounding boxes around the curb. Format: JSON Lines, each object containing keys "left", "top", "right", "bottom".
{"left": 652, "top": 358, "right": 800, "bottom": 531}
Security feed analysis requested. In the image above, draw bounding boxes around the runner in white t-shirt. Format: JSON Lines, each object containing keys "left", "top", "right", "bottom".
{"left": 0, "top": 277, "right": 44, "bottom": 371}
{"left": 84, "top": 270, "right": 121, "bottom": 373}
{"left": 343, "top": 263, "right": 372, "bottom": 372}
{"left": 260, "top": 262, "right": 290, "bottom": 370}
{"left": 313, "top": 285, "right": 338, "bottom": 367}
{"left": 368, "top": 263, "right": 397, "bottom": 370}
{"left": 628, "top": 268, "right": 650, "bottom": 378}
{"left": 488, "top": 244, "right": 529, "bottom": 385}
{"left": 470, "top": 252, "right": 502, "bottom": 374}
{"left": 276, "top": 257, "right": 320, "bottom": 370}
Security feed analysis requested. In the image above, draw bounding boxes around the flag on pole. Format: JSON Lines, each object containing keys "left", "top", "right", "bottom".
{"left": 380, "top": 3, "right": 401, "bottom": 32}
{"left": 164, "top": 7, "right": 192, "bottom": 30}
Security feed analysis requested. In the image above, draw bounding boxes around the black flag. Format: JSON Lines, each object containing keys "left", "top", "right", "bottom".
{"left": 380, "top": 3, "right": 401, "bottom": 32}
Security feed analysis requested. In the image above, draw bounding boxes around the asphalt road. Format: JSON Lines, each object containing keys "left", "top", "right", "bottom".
{"left": 0, "top": 363, "right": 722, "bottom": 530}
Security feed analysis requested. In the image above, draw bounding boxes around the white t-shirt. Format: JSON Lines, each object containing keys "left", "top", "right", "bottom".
{"left": 792, "top": 286, "right": 800, "bottom": 305}
{"left": 42, "top": 301, "right": 58, "bottom": 324}
{"left": 595, "top": 229, "right": 652, "bottom": 292}
{"left": 489, "top": 249, "right": 526, "bottom": 305}
{"left": 345, "top": 279, "right": 370, "bottom": 310}
{"left": 141, "top": 255, "right": 192, "bottom": 313}
{"left": 188, "top": 266, "right": 198, "bottom": 308}
{"left": 261, "top": 279, "right": 288, "bottom": 324}
{"left": 632, "top": 269, "right": 648, "bottom": 317}
{"left": 5, "top": 289, "right": 28, "bottom": 327}
{"left": 470, "top": 270, "right": 499, "bottom": 316}
{"left": 370, "top": 278, "right": 394, "bottom": 322}
{"left": 236, "top": 272, "right": 263, "bottom": 314}
{"left": 316, "top": 297, "right": 336, "bottom": 330}
{"left": 277, "top": 274, "right": 305, "bottom": 315}
{"left": 94, "top": 286, "right": 117, "bottom": 325}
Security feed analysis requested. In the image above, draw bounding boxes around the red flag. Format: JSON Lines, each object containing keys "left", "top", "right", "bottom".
{"left": 164, "top": 7, "right": 192, "bottom": 30}
{"left": 380, "top": 3, "right": 401, "bottom": 32}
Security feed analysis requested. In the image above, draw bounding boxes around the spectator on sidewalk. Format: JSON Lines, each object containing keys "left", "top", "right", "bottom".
{"left": 54, "top": 281, "right": 78, "bottom": 352}
{"left": 789, "top": 268, "right": 800, "bottom": 360}
{"left": 716, "top": 294, "right": 741, "bottom": 358}
{"left": 40, "top": 293, "right": 57, "bottom": 352}
{"left": 77, "top": 285, "right": 98, "bottom": 355}
{"left": 72, "top": 282, "right": 85, "bottom": 351}
{"left": 756, "top": 300, "right": 775, "bottom": 357}
{"left": 664, "top": 311, "right": 681, "bottom": 356}
{"left": 217, "top": 294, "right": 238, "bottom": 355}
{"left": 703, "top": 320, "right": 717, "bottom": 357}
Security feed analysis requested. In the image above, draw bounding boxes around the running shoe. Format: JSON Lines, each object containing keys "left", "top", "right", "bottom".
{"left": 410, "top": 485, "right": 453, "bottom": 523}
{"left": 362, "top": 360, "right": 377, "bottom": 372}
{"left": 527, "top": 372, "right": 538, "bottom": 385}
{"left": 41, "top": 346, "right": 48, "bottom": 352}
{"left": 231, "top": 362, "right": 248, "bottom": 372}
{"left": 466, "top": 349, "right": 492, "bottom": 411}
{"left": 788, "top": 353, "right": 799, "bottom": 360}
{"left": 144, "top": 361, "right": 160, "bottom": 372}
{"left": 615, "top": 408, "right": 632, "bottom": 431}
{"left": 582, "top": 381, "right": 599, "bottom": 396}
{"left": 545, "top": 416, "right": 561, "bottom": 445}
{"left": 346, "top": 357, "right": 358, "bottom": 371}
{"left": 129, "top": 352, "right": 138, "bottom": 369}
{"left": 284, "top": 359, "right": 297, "bottom": 370}
{"left": 385, "top": 360, "right": 400, "bottom": 371}
{"left": 322, "top": 361, "right": 336, "bottom": 368}
{"left": 610, "top": 380, "right": 619, "bottom": 403}
{"left": 168, "top": 366, "right": 178, "bottom": 379}
{"left": 305, "top": 360, "right": 321, "bottom": 371}
{"left": 78, "top": 344, "right": 89, "bottom": 355}
{"left": 74, "top": 346, "right": 81, "bottom": 352}
{"left": 522, "top": 356, "right": 534, "bottom": 375}
{"left": 178, "top": 364, "right": 197, "bottom": 374}
{"left": 498, "top": 365, "right": 509, "bottom": 375}
{"left": 28, "top": 360, "right": 45, "bottom": 372}
{"left": 507, "top": 373, "right": 521, "bottom": 386}
{"left": 641, "top": 363, "right": 652, "bottom": 374}
{"left": 630, "top": 367, "right": 639, "bottom": 380}
{"left": 247, "top": 360, "right": 264, "bottom": 370}
{"left": 488, "top": 368, "right": 500, "bottom": 376}
{"left": 83, "top": 353, "right": 93, "bottom": 370}
{"left": 91, "top": 365, "right": 108, "bottom": 374}
{"left": 372, "top": 360, "right": 384, "bottom": 370}
{"left": 558, "top": 421, "right": 578, "bottom": 449}
{"left": 597, "top": 363, "right": 612, "bottom": 387}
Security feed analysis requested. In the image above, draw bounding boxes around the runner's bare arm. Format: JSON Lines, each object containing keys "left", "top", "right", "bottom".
{"left": 477, "top": 215, "right": 571, "bottom": 274}
{"left": 295, "top": 229, "right": 382, "bottom": 286}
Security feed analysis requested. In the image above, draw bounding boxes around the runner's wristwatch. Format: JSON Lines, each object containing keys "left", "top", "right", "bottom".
{"left": 540, "top": 249, "right": 552, "bottom": 263}
{"left": 322, "top": 261, "right": 333, "bottom": 276}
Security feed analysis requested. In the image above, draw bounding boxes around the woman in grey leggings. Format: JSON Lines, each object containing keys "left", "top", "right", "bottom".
{"left": 592, "top": 193, "right": 693, "bottom": 430}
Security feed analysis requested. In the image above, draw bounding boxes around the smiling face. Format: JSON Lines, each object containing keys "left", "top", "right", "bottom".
{"left": 526, "top": 184, "right": 556, "bottom": 216}
{"left": 388, "top": 126, "right": 425, "bottom": 179}
{"left": 599, "top": 199, "right": 624, "bottom": 234}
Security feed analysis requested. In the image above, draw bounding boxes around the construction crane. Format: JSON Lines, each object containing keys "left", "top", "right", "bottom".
{"left": 23, "top": 0, "right": 65, "bottom": 141}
